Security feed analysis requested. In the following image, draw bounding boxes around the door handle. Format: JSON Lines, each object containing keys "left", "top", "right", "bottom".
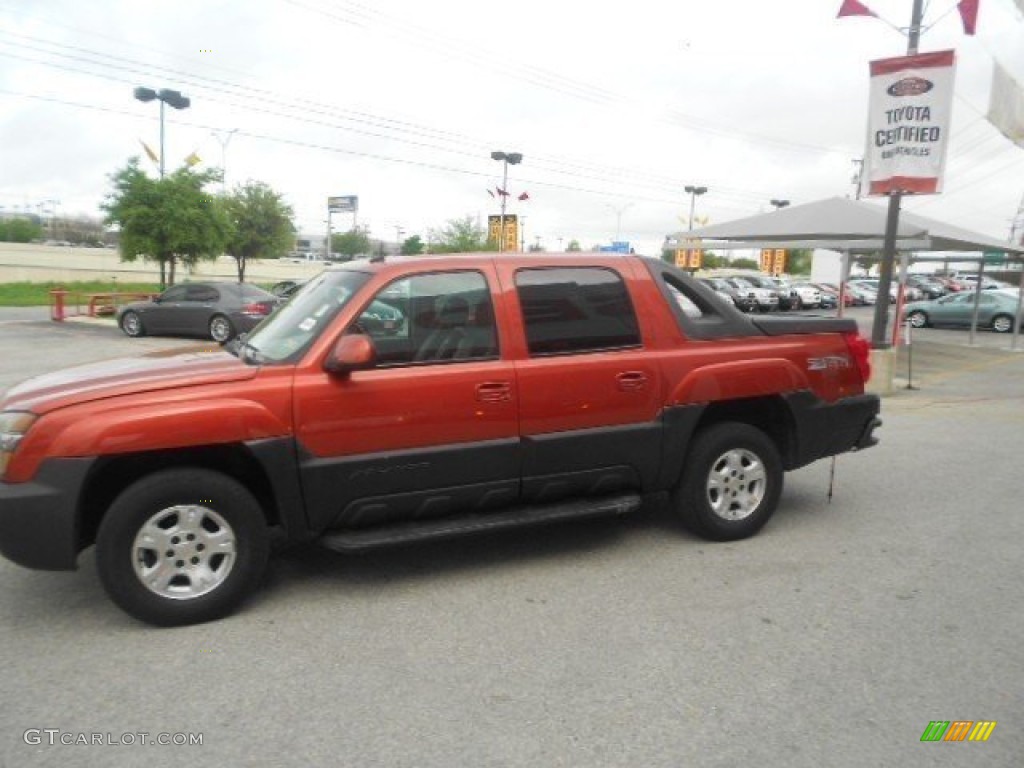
{"left": 616, "top": 371, "right": 648, "bottom": 391}
{"left": 476, "top": 381, "right": 512, "bottom": 403}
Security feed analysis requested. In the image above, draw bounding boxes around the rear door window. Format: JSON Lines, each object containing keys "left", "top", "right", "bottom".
{"left": 514, "top": 267, "right": 640, "bottom": 356}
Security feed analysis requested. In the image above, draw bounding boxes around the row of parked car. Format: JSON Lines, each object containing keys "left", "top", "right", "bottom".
{"left": 697, "top": 272, "right": 1016, "bottom": 314}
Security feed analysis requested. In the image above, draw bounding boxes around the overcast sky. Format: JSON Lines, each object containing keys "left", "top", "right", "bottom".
{"left": 1, "top": 0, "right": 1022, "bottom": 256}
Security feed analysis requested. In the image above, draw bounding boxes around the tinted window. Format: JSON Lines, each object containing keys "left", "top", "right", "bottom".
{"left": 515, "top": 267, "right": 640, "bottom": 356}
{"left": 160, "top": 286, "right": 188, "bottom": 302}
{"left": 185, "top": 285, "right": 219, "bottom": 302}
{"left": 355, "top": 271, "right": 498, "bottom": 366}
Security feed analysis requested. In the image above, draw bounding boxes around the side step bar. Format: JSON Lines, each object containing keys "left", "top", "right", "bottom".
{"left": 319, "top": 493, "right": 643, "bottom": 552}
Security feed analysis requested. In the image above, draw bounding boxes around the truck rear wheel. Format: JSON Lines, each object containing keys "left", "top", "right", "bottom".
{"left": 96, "top": 468, "right": 269, "bottom": 626}
{"left": 675, "top": 422, "right": 783, "bottom": 541}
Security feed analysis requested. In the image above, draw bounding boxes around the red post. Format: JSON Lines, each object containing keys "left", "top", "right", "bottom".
{"left": 50, "top": 289, "right": 68, "bottom": 322}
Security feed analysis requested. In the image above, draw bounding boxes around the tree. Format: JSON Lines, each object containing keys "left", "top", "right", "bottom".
{"left": 400, "top": 235, "right": 424, "bottom": 255}
{"left": 566, "top": 239, "right": 581, "bottom": 252}
{"left": 786, "top": 248, "right": 813, "bottom": 276}
{"left": 428, "top": 215, "right": 490, "bottom": 253}
{"left": 331, "top": 228, "right": 371, "bottom": 259}
{"left": 731, "top": 257, "right": 760, "bottom": 270}
{"left": 222, "top": 181, "right": 295, "bottom": 282}
{"left": 102, "top": 158, "right": 229, "bottom": 287}
{"left": 855, "top": 252, "right": 881, "bottom": 276}
{"left": 0, "top": 217, "right": 42, "bottom": 243}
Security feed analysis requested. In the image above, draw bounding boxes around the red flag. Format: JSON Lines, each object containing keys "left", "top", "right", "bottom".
{"left": 496, "top": 187, "right": 509, "bottom": 197}
{"left": 837, "top": 0, "right": 877, "bottom": 17}
{"left": 957, "top": 0, "right": 979, "bottom": 35}
{"left": 518, "top": 191, "right": 529, "bottom": 201}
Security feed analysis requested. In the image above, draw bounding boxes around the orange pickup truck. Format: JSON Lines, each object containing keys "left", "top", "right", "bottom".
{"left": 0, "top": 254, "right": 880, "bottom": 625}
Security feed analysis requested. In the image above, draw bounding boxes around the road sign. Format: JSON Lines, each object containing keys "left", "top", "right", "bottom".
{"left": 983, "top": 251, "right": 1007, "bottom": 265}
{"left": 328, "top": 195, "right": 358, "bottom": 213}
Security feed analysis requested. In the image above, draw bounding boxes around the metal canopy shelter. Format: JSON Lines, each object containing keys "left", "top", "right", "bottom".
{"left": 665, "top": 196, "right": 1024, "bottom": 354}
{"left": 667, "top": 196, "right": 1024, "bottom": 256}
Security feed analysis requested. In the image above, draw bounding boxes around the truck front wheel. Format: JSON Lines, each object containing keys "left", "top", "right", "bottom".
{"left": 96, "top": 468, "right": 269, "bottom": 626}
{"left": 675, "top": 422, "right": 783, "bottom": 541}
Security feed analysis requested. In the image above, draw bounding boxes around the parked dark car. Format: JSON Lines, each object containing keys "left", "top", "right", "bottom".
{"left": 116, "top": 282, "right": 280, "bottom": 342}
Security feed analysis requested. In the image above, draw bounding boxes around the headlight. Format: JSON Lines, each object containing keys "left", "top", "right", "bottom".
{"left": 0, "top": 411, "right": 37, "bottom": 478}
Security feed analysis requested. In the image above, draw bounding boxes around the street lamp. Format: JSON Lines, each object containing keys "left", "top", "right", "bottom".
{"left": 490, "top": 150, "right": 523, "bottom": 252}
{"left": 212, "top": 128, "right": 239, "bottom": 192}
{"left": 770, "top": 199, "right": 790, "bottom": 210}
{"left": 134, "top": 86, "right": 191, "bottom": 178}
{"left": 684, "top": 185, "right": 708, "bottom": 231}
{"left": 606, "top": 202, "right": 634, "bottom": 242}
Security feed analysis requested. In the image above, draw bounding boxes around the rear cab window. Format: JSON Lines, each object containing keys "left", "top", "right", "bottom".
{"left": 640, "top": 260, "right": 759, "bottom": 340}
{"left": 513, "top": 266, "right": 640, "bottom": 356}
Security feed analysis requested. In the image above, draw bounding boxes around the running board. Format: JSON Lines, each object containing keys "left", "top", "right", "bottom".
{"left": 318, "top": 493, "right": 642, "bottom": 552}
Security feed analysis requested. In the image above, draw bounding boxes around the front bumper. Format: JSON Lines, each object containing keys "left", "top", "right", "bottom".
{"left": 0, "top": 458, "right": 93, "bottom": 571}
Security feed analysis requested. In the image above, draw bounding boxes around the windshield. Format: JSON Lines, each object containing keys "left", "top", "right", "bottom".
{"left": 241, "top": 269, "right": 371, "bottom": 363}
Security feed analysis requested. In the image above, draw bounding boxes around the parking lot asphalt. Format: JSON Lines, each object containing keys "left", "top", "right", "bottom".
{"left": 0, "top": 311, "right": 1021, "bottom": 767}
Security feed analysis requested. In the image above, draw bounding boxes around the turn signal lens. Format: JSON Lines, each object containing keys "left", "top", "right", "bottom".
{"left": 0, "top": 411, "right": 37, "bottom": 479}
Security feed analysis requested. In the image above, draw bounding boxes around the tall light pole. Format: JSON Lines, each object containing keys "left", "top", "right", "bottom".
{"left": 684, "top": 185, "right": 708, "bottom": 231}
{"left": 212, "top": 128, "right": 238, "bottom": 193}
{"left": 490, "top": 150, "right": 522, "bottom": 252}
{"left": 606, "top": 202, "right": 634, "bottom": 242}
{"left": 770, "top": 199, "right": 790, "bottom": 210}
{"left": 134, "top": 86, "right": 191, "bottom": 178}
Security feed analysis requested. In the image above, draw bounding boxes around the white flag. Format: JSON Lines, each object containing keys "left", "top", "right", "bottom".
{"left": 986, "top": 62, "right": 1024, "bottom": 149}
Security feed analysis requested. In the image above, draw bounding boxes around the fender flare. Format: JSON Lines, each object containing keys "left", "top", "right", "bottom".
{"left": 669, "top": 358, "right": 809, "bottom": 405}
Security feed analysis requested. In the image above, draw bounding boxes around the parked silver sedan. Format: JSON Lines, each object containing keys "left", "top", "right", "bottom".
{"left": 116, "top": 282, "right": 280, "bottom": 342}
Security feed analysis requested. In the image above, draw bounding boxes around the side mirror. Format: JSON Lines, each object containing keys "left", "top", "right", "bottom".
{"left": 324, "top": 334, "right": 377, "bottom": 375}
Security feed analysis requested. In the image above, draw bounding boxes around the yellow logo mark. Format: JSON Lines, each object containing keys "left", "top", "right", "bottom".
{"left": 968, "top": 721, "right": 997, "bottom": 742}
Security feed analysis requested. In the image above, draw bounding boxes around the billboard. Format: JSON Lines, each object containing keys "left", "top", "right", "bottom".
{"left": 862, "top": 50, "right": 956, "bottom": 196}
{"left": 328, "top": 195, "right": 358, "bottom": 212}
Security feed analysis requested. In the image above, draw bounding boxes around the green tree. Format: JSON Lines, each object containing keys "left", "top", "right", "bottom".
{"left": 331, "top": 228, "right": 371, "bottom": 259}
{"left": 731, "top": 257, "right": 760, "bottom": 270}
{"left": 400, "top": 235, "right": 424, "bottom": 255}
{"left": 566, "top": 239, "right": 581, "bottom": 252}
{"left": 0, "top": 217, "right": 43, "bottom": 243}
{"left": 786, "top": 248, "right": 813, "bottom": 276}
{"left": 428, "top": 215, "right": 490, "bottom": 253}
{"left": 102, "top": 158, "right": 229, "bottom": 287}
{"left": 222, "top": 181, "right": 295, "bottom": 282}
{"left": 855, "top": 252, "right": 881, "bottom": 276}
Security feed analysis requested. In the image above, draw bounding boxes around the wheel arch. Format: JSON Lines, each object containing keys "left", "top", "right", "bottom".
{"left": 78, "top": 444, "right": 284, "bottom": 553}
{"left": 659, "top": 395, "right": 794, "bottom": 491}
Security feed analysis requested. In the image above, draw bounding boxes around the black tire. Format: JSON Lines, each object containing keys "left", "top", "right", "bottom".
{"left": 96, "top": 468, "right": 269, "bottom": 626}
{"left": 120, "top": 311, "right": 145, "bottom": 338}
{"left": 908, "top": 310, "right": 928, "bottom": 329}
{"left": 674, "top": 422, "right": 783, "bottom": 541}
{"left": 991, "top": 314, "right": 1014, "bottom": 334}
{"left": 209, "top": 314, "right": 235, "bottom": 343}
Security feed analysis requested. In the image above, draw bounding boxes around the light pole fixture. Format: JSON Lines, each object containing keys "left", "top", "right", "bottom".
{"left": 606, "top": 202, "right": 634, "bottom": 242}
{"left": 490, "top": 150, "right": 523, "bottom": 252}
{"left": 684, "top": 185, "right": 708, "bottom": 231}
{"left": 770, "top": 199, "right": 790, "bottom": 210}
{"left": 134, "top": 86, "right": 191, "bottom": 178}
{"left": 212, "top": 128, "right": 239, "bottom": 192}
